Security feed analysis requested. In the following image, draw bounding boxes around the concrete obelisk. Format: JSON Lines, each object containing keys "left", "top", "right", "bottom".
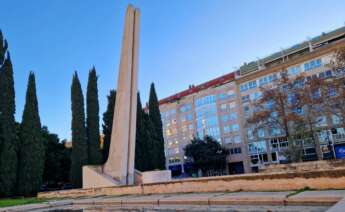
{"left": 103, "top": 5, "right": 140, "bottom": 185}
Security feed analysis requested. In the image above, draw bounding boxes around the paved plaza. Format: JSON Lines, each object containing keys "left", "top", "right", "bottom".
{"left": 2, "top": 190, "right": 345, "bottom": 211}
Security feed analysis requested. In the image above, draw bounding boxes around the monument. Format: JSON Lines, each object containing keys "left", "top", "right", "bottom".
{"left": 82, "top": 5, "right": 170, "bottom": 188}
{"left": 102, "top": 4, "right": 139, "bottom": 186}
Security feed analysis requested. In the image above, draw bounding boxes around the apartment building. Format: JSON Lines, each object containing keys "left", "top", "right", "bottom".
{"left": 159, "top": 26, "right": 345, "bottom": 176}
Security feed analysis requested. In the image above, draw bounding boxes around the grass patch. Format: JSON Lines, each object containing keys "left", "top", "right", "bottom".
{"left": 0, "top": 197, "right": 46, "bottom": 208}
{"left": 287, "top": 187, "right": 310, "bottom": 198}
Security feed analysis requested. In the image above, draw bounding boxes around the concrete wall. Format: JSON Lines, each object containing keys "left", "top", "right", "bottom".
{"left": 39, "top": 167, "right": 345, "bottom": 199}
{"left": 261, "top": 159, "right": 345, "bottom": 173}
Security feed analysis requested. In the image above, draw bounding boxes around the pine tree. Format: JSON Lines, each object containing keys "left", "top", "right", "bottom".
{"left": 148, "top": 83, "right": 166, "bottom": 170}
{"left": 17, "top": 72, "right": 44, "bottom": 196}
{"left": 102, "top": 90, "right": 116, "bottom": 163}
{"left": 86, "top": 67, "right": 102, "bottom": 165}
{"left": 0, "top": 41, "right": 17, "bottom": 196}
{"left": 70, "top": 72, "right": 88, "bottom": 188}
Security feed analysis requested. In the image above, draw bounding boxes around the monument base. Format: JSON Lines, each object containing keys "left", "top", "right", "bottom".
{"left": 136, "top": 170, "right": 172, "bottom": 184}
{"left": 83, "top": 166, "right": 120, "bottom": 189}
{"left": 83, "top": 166, "right": 172, "bottom": 189}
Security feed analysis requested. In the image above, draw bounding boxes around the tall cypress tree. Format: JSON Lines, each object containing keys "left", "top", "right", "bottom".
{"left": 102, "top": 90, "right": 116, "bottom": 163}
{"left": 17, "top": 72, "right": 44, "bottom": 196}
{"left": 70, "top": 72, "right": 88, "bottom": 188}
{"left": 0, "top": 30, "right": 8, "bottom": 64}
{"left": 0, "top": 37, "right": 17, "bottom": 196}
{"left": 143, "top": 111, "right": 156, "bottom": 171}
{"left": 148, "top": 83, "right": 166, "bottom": 170}
{"left": 86, "top": 67, "right": 102, "bottom": 165}
{"left": 135, "top": 93, "right": 150, "bottom": 171}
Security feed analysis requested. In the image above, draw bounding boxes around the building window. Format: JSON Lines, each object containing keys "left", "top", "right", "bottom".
{"left": 229, "top": 102, "right": 236, "bottom": 109}
{"left": 223, "top": 124, "right": 239, "bottom": 134}
{"left": 179, "top": 104, "right": 192, "bottom": 113}
{"left": 258, "top": 74, "right": 277, "bottom": 86}
{"left": 229, "top": 112, "right": 237, "bottom": 121}
{"left": 258, "top": 128, "right": 265, "bottom": 138}
{"left": 223, "top": 126, "right": 230, "bottom": 134}
{"left": 169, "top": 157, "right": 181, "bottom": 163}
{"left": 195, "top": 95, "right": 216, "bottom": 107}
{"left": 332, "top": 115, "right": 341, "bottom": 125}
{"left": 231, "top": 124, "right": 240, "bottom": 132}
{"left": 224, "top": 137, "right": 232, "bottom": 144}
{"left": 240, "top": 80, "right": 257, "bottom": 92}
{"left": 224, "top": 135, "right": 241, "bottom": 144}
{"left": 243, "top": 105, "right": 250, "bottom": 112}
{"left": 230, "top": 147, "right": 242, "bottom": 155}
{"left": 293, "top": 107, "right": 303, "bottom": 115}
{"left": 315, "top": 116, "right": 327, "bottom": 127}
{"left": 248, "top": 141, "right": 267, "bottom": 154}
{"left": 220, "top": 103, "right": 227, "bottom": 110}
{"left": 319, "top": 70, "right": 332, "bottom": 79}
{"left": 218, "top": 93, "right": 227, "bottom": 101}
{"left": 304, "top": 59, "right": 322, "bottom": 72}
{"left": 251, "top": 92, "right": 262, "bottom": 101}
{"left": 247, "top": 128, "right": 254, "bottom": 140}
{"left": 312, "top": 89, "right": 321, "bottom": 99}
{"left": 218, "top": 90, "right": 236, "bottom": 100}
{"left": 318, "top": 130, "right": 331, "bottom": 144}
{"left": 287, "top": 65, "right": 301, "bottom": 76}
{"left": 240, "top": 84, "right": 248, "bottom": 92}
{"left": 241, "top": 95, "right": 250, "bottom": 102}
{"left": 328, "top": 87, "right": 337, "bottom": 97}
{"left": 270, "top": 128, "right": 282, "bottom": 136}
{"left": 227, "top": 90, "right": 236, "bottom": 98}
{"left": 221, "top": 115, "right": 229, "bottom": 122}
{"left": 248, "top": 80, "right": 257, "bottom": 89}
{"left": 233, "top": 135, "right": 241, "bottom": 144}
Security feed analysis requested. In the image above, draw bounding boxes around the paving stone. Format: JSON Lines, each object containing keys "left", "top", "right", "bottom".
{"left": 72, "top": 196, "right": 106, "bottom": 205}
{"left": 159, "top": 192, "right": 223, "bottom": 205}
{"left": 210, "top": 191, "right": 291, "bottom": 205}
{"left": 121, "top": 194, "right": 170, "bottom": 205}
{"left": 92, "top": 196, "right": 129, "bottom": 205}
{"left": 293, "top": 190, "right": 345, "bottom": 198}
{"left": 47, "top": 199, "right": 73, "bottom": 207}
{"left": 326, "top": 196, "right": 345, "bottom": 212}
{"left": 0, "top": 203, "right": 50, "bottom": 212}
{"left": 287, "top": 190, "right": 345, "bottom": 206}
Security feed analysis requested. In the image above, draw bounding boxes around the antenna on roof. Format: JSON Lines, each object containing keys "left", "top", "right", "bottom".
{"left": 256, "top": 57, "right": 265, "bottom": 70}
{"left": 280, "top": 48, "right": 286, "bottom": 62}
{"left": 307, "top": 36, "right": 313, "bottom": 52}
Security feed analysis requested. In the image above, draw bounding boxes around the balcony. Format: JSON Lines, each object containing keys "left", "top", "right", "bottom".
{"left": 332, "top": 134, "right": 345, "bottom": 144}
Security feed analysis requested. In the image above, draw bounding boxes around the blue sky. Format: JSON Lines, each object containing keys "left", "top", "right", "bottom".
{"left": 1, "top": 0, "right": 345, "bottom": 140}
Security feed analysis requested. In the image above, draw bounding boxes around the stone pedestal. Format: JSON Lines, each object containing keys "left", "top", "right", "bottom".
{"left": 141, "top": 170, "right": 172, "bottom": 184}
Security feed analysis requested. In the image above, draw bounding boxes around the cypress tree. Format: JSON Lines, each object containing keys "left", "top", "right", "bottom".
{"left": 135, "top": 93, "right": 151, "bottom": 171}
{"left": 102, "top": 90, "right": 116, "bottom": 163}
{"left": 144, "top": 112, "right": 157, "bottom": 171}
{"left": 86, "top": 67, "right": 102, "bottom": 165}
{"left": 0, "top": 50, "right": 17, "bottom": 197}
{"left": 70, "top": 72, "right": 88, "bottom": 188}
{"left": 0, "top": 30, "right": 8, "bottom": 65}
{"left": 148, "top": 83, "right": 166, "bottom": 170}
{"left": 17, "top": 72, "right": 44, "bottom": 196}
